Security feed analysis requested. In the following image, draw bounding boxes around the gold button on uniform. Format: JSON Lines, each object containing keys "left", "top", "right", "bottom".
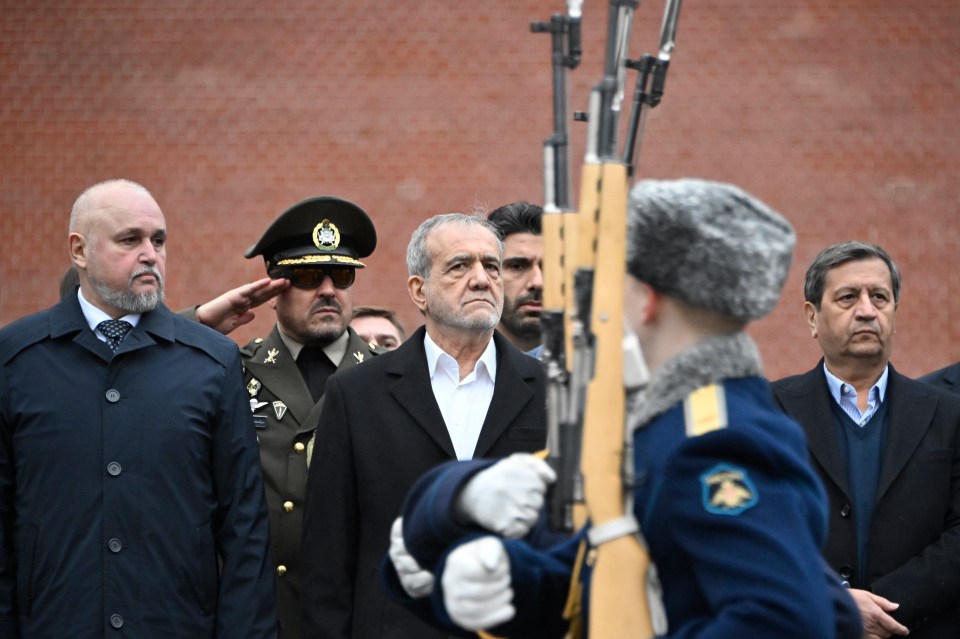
{"left": 294, "top": 442, "right": 305, "bottom": 453}
{"left": 276, "top": 565, "right": 287, "bottom": 576}
{"left": 283, "top": 501, "right": 295, "bottom": 512}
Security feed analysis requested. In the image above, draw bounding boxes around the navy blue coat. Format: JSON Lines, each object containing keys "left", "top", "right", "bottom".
{"left": 0, "top": 294, "right": 277, "bottom": 638}
{"left": 388, "top": 377, "right": 861, "bottom": 638}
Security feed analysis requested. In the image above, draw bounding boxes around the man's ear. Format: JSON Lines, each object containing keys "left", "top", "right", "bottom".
{"left": 68, "top": 233, "right": 87, "bottom": 269}
{"left": 639, "top": 282, "right": 658, "bottom": 324}
{"left": 407, "top": 276, "right": 427, "bottom": 313}
{"left": 803, "top": 301, "right": 818, "bottom": 338}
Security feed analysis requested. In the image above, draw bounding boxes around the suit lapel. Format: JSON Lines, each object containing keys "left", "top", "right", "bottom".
{"left": 876, "top": 368, "right": 938, "bottom": 502}
{"left": 474, "top": 333, "right": 534, "bottom": 458}
{"left": 387, "top": 328, "right": 457, "bottom": 458}
{"left": 245, "top": 327, "right": 317, "bottom": 428}
{"left": 777, "top": 364, "right": 851, "bottom": 497}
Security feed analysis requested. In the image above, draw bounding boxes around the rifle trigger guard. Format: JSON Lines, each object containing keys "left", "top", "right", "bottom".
{"left": 587, "top": 515, "right": 640, "bottom": 547}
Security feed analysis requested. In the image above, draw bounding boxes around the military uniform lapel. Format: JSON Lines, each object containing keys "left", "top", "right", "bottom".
{"left": 387, "top": 329, "right": 457, "bottom": 458}
{"left": 876, "top": 368, "right": 937, "bottom": 503}
{"left": 245, "top": 327, "right": 316, "bottom": 429}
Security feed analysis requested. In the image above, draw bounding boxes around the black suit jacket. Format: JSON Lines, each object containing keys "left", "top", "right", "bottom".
{"left": 919, "top": 361, "right": 960, "bottom": 394}
{"left": 300, "top": 327, "right": 546, "bottom": 639}
{"left": 772, "top": 361, "right": 960, "bottom": 638}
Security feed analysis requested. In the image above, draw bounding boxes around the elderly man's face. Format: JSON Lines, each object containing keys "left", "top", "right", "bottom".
{"left": 71, "top": 183, "right": 166, "bottom": 318}
{"left": 413, "top": 223, "right": 503, "bottom": 333}
{"left": 273, "top": 270, "right": 355, "bottom": 347}
{"left": 805, "top": 257, "right": 897, "bottom": 370}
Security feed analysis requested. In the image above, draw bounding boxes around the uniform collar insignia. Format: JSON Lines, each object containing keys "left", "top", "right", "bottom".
{"left": 273, "top": 401, "right": 287, "bottom": 420}
{"left": 353, "top": 351, "right": 364, "bottom": 363}
{"left": 264, "top": 347, "right": 280, "bottom": 364}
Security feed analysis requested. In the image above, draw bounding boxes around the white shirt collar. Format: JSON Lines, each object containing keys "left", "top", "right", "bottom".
{"left": 423, "top": 331, "right": 498, "bottom": 383}
{"left": 77, "top": 287, "right": 141, "bottom": 334}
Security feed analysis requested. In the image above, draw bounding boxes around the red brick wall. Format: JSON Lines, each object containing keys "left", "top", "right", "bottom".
{"left": 2, "top": 0, "right": 958, "bottom": 380}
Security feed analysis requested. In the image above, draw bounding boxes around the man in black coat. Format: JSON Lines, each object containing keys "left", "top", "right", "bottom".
{"left": 919, "top": 361, "right": 960, "bottom": 394}
{"left": 0, "top": 179, "right": 276, "bottom": 638}
{"left": 772, "top": 241, "right": 960, "bottom": 639}
{"left": 300, "top": 213, "right": 546, "bottom": 639}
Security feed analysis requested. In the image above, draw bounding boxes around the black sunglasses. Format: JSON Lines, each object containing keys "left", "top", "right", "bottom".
{"left": 272, "top": 267, "right": 356, "bottom": 290}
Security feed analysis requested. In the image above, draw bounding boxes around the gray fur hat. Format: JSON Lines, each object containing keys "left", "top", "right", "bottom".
{"left": 626, "top": 178, "right": 795, "bottom": 323}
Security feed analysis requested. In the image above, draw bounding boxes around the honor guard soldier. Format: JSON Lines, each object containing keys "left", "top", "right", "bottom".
{"left": 243, "top": 196, "right": 380, "bottom": 639}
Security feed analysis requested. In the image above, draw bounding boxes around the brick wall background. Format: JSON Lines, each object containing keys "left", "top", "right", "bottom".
{"left": 1, "top": 0, "right": 958, "bottom": 380}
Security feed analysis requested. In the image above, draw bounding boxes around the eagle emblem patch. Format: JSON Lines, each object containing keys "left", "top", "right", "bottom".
{"left": 701, "top": 464, "right": 758, "bottom": 516}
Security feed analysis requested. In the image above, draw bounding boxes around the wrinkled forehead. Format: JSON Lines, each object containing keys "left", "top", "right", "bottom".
{"left": 428, "top": 222, "right": 501, "bottom": 260}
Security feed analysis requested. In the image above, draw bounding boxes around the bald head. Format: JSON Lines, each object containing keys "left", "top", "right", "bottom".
{"left": 68, "top": 179, "right": 167, "bottom": 318}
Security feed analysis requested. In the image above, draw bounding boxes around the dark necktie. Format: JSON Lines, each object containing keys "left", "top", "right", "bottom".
{"left": 98, "top": 319, "right": 133, "bottom": 352}
{"left": 297, "top": 346, "right": 336, "bottom": 402}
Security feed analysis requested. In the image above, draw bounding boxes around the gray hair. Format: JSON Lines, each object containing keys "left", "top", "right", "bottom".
{"left": 405, "top": 213, "right": 503, "bottom": 279}
{"left": 803, "top": 241, "right": 901, "bottom": 309}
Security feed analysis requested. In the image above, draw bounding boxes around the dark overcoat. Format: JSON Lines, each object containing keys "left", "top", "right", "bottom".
{"left": 300, "top": 326, "right": 546, "bottom": 639}
{"left": 773, "top": 362, "right": 960, "bottom": 638}
{"left": 0, "top": 295, "right": 276, "bottom": 638}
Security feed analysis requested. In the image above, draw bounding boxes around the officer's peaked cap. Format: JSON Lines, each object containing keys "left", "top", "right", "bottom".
{"left": 245, "top": 196, "right": 377, "bottom": 270}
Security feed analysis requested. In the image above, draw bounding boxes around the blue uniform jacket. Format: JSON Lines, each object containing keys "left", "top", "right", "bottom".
{"left": 0, "top": 294, "right": 277, "bottom": 638}
{"left": 387, "top": 376, "right": 862, "bottom": 638}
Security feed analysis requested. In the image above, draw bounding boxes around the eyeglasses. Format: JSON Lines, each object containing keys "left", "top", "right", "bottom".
{"left": 273, "top": 267, "right": 356, "bottom": 290}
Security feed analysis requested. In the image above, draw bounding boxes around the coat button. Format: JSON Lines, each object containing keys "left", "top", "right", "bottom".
{"left": 277, "top": 565, "right": 287, "bottom": 577}
{"left": 108, "top": 538, "right": 123, "bottom": 553}
{"left": 106, "top": 462, "right": 122, "bottom": 476}
{"left": 105, "top": 389, "right": 121, "bottom": 403}
{"left": 839, "top": 565, "right": 852, "bottom": 579}
{"left": 294, "top": 442, "right": 305, "bottom": 454}
{"left": 840, "top": 504, "right": 851, "bottom": 518}
{"left": 283, "top": 501, "right": 295, "bottom": 512}
{"left": 109, "top": 613, "right": 123, "bottom": 628}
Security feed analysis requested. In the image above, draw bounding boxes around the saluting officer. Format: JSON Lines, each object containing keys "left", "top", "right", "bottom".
{"left": 242, "top": 196, "right": 380, "bottom": 639}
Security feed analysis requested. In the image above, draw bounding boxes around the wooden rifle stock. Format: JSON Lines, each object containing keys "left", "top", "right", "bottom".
{"left": 539, "top": 0, "right": 681, "bottom": 636}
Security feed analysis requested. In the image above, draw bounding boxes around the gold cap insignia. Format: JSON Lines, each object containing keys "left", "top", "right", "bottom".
{"left": 313, "top": 219, "right": 341, "bottom": 252}
{"left": 701, "top": 464, "right": 757, "bottom": 516}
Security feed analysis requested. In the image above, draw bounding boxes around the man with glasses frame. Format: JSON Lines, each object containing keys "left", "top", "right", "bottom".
{"left": 241, "top": 195, "right": 380, "bottom": 639}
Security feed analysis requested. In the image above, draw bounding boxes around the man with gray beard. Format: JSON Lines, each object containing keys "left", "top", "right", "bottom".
{"left": 0, "top": 179, "right": 277, "bottom": 637}
{"left": 300, "top": 213, "right": 546, "bottom": 639}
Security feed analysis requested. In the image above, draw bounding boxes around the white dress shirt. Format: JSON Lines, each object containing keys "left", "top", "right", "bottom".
{"left": 423, "top": 331, "right": 497, "bottom": 460}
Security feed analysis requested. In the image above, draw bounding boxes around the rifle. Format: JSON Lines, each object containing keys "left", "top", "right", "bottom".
{"left": 537, "top": 0, "right": 681, "bottom": 636}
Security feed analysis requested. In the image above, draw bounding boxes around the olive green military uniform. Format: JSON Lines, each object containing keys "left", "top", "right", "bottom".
{"left": 242, "top": 325, "right": 377, "bottom": 638}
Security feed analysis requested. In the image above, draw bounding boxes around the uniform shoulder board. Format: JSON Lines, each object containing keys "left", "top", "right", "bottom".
{"left": 683, "top": 383, "right": 728, "bottom": 438}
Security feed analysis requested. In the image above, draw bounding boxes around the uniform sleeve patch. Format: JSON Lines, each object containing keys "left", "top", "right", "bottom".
{"left": 700, "top": 464, "right": 758, "bottom": 515}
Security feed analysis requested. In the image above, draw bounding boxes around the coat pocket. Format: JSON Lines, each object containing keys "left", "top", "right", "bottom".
{"left": 15, "top": 524, "right": 39, "bottom": 617}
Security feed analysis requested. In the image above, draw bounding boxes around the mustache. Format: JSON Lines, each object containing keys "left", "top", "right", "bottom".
{"left": 310, "top": 297, "right": 342, "bottom": 314}
{"left": 514, "top": 290, "right": 542, "bottom": 307}
{"left": 129, "top": 266, "right": 163, "bottom": 286}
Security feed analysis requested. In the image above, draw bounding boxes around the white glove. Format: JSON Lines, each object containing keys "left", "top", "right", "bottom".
{"left": 457, "top": 453, "right": 556, "bottom": 538}
{"left": 388, "top": 517, "right": 434, "bottom": 598}
{"left": 442, "top": 536, "right": 515, "bottom": 631}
